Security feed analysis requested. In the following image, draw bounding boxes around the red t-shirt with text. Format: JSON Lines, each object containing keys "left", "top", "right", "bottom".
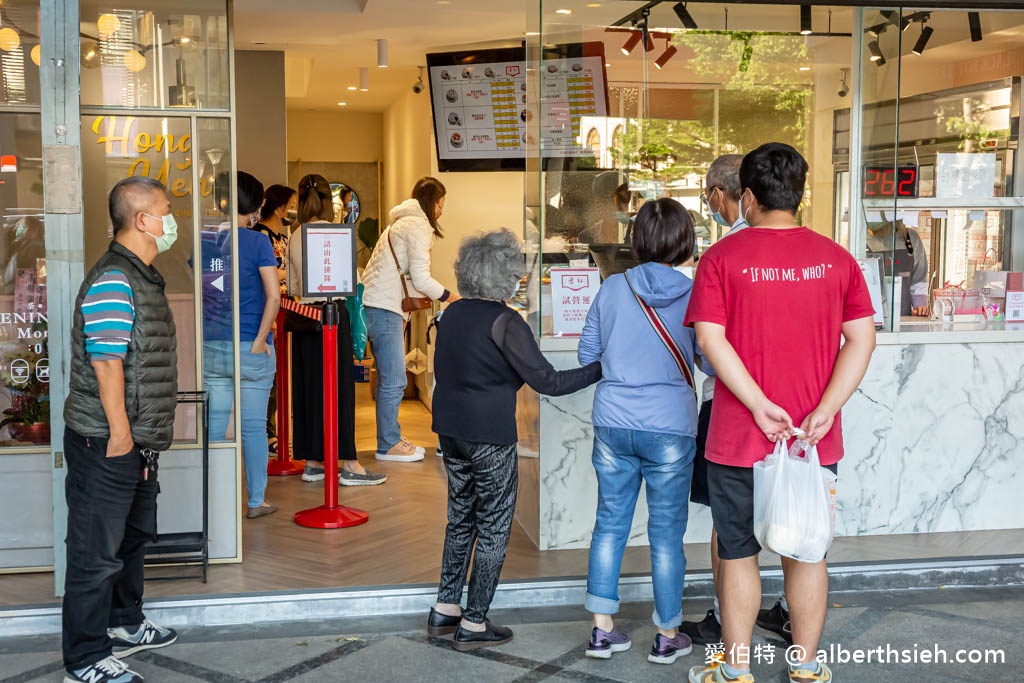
{"left": 684, "top": 228, "right": 875, "bottom": 468}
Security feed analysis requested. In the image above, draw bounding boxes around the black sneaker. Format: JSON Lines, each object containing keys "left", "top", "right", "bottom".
{"left": 427, "top": 607, "right": 461, "bottom": 636}
{"left": 65, "top": 655, "right": 142, "bottom": 683}
{"left": 681, "top": 609, "right": 723, "bottom": 645}
{"left": 108, "top": 619, "right": 178, "bottom": 657}
{"left": 756, "top": 598, "right": 792, "bottom": 643}
{"left": 452, "top": 621, "right": 513, "bottom": 651}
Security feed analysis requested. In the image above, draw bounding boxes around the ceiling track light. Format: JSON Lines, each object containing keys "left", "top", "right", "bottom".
{"left": 673, "top": 2, "right": 698, "bottom": 31}
{"left": 867, "top": 39, "right": 884, "bottom": 63}
{"left": 377, "top": 38, "right": 388, "bottom": 68}
{"left": 969, "top": 12, "right": 983, "bottom": 42}
{"left": 655, "top": 41, "right": 678, "bottom": 70}
{"left": 620, "top": 30, "right": 642, "bottom": 55}
{"left": 643, "top": 22, "right": 655, "bottom": 52}
{"left": 912, "top": 24, "right": 934, "bottom": 55}
{"left": 800, "top": 5, "right": 812, "bottom": 35}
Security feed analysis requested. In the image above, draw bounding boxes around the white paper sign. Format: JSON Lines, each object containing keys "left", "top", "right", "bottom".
{"left": 550, "top": 267, "right": 600, "bottom": 336}
{"left": 936, "top": 153, "right": 997, "bottom": 199}
{"left": 301, "top": 225, "right": 356, "bottom": 297}
{"left": 1006, "top": 291, "right": 1024, "bottom": 322}
{"left": 856, "top": 258, "right": 885, "bottom": 326}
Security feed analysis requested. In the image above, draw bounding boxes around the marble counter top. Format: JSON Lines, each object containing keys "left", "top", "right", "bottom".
{"left": 519, "top": 338, "right": 1024, "bottom": 551}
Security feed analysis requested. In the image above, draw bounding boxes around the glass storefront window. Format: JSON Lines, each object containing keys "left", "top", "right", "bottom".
{"left": 0, "top": 0, "right": 41, "bottom": 107}
{"left": 79, "top": 0, "right": 229, "bottom": 110}
{"left": 527, "top": 2, "right": 854, "bottom": 336}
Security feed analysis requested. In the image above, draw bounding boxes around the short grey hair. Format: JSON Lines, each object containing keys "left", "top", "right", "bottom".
{"left": 706, "top": 154, "right": 744, "bottom": 201}
{"left": 454, "top": 228, "right": 524, "bottom": 300}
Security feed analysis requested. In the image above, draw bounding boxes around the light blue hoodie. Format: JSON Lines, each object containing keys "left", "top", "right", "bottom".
{"left": 578, "top": 262, "right": 702, "bottom": 437}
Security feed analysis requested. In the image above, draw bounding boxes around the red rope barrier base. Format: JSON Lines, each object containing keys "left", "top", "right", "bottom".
{"left": 267, "top": 459, "right": 305, "bottom": 477}
{"left": 294, "top": 505, "right": 369, "bottom": 529}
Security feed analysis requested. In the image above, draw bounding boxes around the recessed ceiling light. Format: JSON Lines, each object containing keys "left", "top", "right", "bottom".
{"left": 526, "top": 31, "right": 540, "bottom": 36}
{"left": 555, "top": 8, "right": 572, "bottom": 15}
{"left": 799, "top": 66, "right": 811, "bottom": 71}
{"left": 337, "top": 102, "right": 347, "bottom": 106}
{"left": 347, "top": 86, "right": 358, "bottom": 91}
{"left": 605, "top": 62, "right": 611, "bottom": 67}
{"left": 587, "top": 3, "right": 602, "bottom": 6}
{"left": 252, "top": 41, "right": 265, "bottom": 46}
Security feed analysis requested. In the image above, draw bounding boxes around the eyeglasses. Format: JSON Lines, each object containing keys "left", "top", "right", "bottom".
{"left": 700, "top": 187, "right": 721, "bottom": 210}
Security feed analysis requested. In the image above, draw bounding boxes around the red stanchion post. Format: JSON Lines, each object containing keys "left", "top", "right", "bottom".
{"left": 294, "top": 299, "right": 369, "bottom": 529}
{"left": 268, "top": 309, "right": 304, "bottom": 476}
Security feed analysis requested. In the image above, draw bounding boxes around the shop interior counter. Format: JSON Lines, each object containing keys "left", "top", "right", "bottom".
{"left": 517, "top": 330, "right": 1024, "bottom": 551}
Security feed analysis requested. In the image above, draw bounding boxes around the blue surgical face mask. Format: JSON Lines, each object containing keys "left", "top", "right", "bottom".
{"left": 706, "top": 189, "right": 731, "bottom": 227}
{"left": 143, "top": 213, "right": 178, "bottom": 253}
{"left": 615, "top": 211, "right": 629, "bottom": 224}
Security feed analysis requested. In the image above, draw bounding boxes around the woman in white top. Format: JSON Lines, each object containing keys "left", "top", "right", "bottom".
{"left": 362, "top": 177, "right": 459, "bottom": 461}
{"left": 287, "top": 174, "right": 385, "bottom": 486}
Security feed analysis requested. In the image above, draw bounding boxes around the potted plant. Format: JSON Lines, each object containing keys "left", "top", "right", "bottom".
{"left": 1, "top": 392, "right": 50, "bottom": 444}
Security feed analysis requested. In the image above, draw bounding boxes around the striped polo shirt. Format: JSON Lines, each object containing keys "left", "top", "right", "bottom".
{"left": 82, "top": 270, "right": 135, "bottom": 361}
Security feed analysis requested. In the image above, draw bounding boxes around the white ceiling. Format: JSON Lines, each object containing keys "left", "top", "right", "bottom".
{"left": 232, "top": 0, "right": 1024, "bottom": 114}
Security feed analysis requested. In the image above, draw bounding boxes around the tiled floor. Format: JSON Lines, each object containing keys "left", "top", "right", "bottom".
{"left": 3, "top": 586, "right": 1022, "bottom": 682}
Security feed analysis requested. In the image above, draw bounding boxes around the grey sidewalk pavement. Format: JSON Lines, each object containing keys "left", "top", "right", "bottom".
{"left": 2, "top": 585, "right": 1021, "bottom": 683}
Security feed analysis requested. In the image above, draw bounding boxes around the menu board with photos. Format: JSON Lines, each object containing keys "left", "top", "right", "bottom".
{"left": 427, "top": 44, "right": 609, "bottom": 171}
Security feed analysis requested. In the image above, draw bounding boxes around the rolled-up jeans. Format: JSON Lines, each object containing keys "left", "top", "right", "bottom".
{"left": 365, "top": 306, "right": 406, "bottom": 453}
{"left": 585, "top": 426, "right": 695, "bottom": 630}
{"left": 205, "top": 340, "right": 276, "bottom": 507}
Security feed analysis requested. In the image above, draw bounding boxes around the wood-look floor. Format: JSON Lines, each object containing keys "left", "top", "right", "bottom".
{"left": 2, "top": 382, "right": 1023, "bottom": 606}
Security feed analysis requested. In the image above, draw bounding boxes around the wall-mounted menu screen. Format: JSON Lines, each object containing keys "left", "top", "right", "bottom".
{"left": 427, "top": 43, "right": 609, "bottom": 172}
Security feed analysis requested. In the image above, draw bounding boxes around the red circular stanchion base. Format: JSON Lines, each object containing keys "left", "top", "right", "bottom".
{"left": 267, "top": 458, "right": 305, "bottom": 477}
{"left": 294, "top": 505, "right": 369, "bottom": 529}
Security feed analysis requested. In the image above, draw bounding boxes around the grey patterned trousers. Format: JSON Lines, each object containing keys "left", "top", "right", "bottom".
{"left": 436, "top": 436, "right": 519, "bottom": 624}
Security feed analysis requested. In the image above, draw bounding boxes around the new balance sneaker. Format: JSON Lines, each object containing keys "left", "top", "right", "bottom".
{"left": 756, "top": 598, "right": 792, "bottom": 643}
{"left": 688, "top": 662, "right": 755, "bottom": 683}
{"left": 585, "top": 626, "right": 632, "bottom": 659}
{"left": 681, "top": 609, "right": 723, "bottom": 645}
{"left": 789, "top": 661, "right": 832, "bottom": 682}
{"left": 108, "top": 619, "right": 177, "bottom": 657}
{"left": 339, "top": 468, "right": 387, "bottom": 486}
{"left": 648, "top": 632, "right": 693, "bottom": 664}
{"left": 65, "top": 656, "right": 142, "bottom": 683}
{"left": 301, "top": 462, "right": 325, "bottom": 482}
{"left": 375, "top": 439, "right": 425, "bottom": 462}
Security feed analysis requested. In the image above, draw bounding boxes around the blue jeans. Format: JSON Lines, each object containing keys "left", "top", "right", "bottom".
{"left": 585, "top": 426, "right": 696, "bottom": 629}
{"left": 205, "top": 340, "right": 276, "bottom": 508}
{"left": 365, "top": 306, "right": 406, "bottom": 453}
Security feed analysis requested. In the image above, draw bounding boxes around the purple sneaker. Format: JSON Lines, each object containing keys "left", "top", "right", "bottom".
{"left": 585, "top": 627, "right": 632, "bottom": 659}
{"left": 648, "top": 632, "right": 693, "bottom": 664}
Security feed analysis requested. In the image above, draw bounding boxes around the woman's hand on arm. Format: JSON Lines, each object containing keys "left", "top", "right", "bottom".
{"left": 694, "top": 321, "right": 794, "bottom": 442}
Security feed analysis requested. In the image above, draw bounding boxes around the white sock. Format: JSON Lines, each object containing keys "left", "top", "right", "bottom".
{"left": 713, "top": 597, "right": 721, "bottom": 624}
{"left": 780, "top": 595, "right": 789, "bottom": 613}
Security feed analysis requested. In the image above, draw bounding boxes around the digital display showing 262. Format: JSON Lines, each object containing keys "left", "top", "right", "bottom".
{"left": 863, "top": 165, "right": 919, "bottom": 198}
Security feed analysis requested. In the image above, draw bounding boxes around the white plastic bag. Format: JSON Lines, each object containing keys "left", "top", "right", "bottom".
{"left": 753, "top": 438, "right": 837, "bottom": 563}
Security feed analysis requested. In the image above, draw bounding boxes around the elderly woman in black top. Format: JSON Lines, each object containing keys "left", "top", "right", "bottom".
{"left": 426, "top": 228, "right": 601, "bottom": 650}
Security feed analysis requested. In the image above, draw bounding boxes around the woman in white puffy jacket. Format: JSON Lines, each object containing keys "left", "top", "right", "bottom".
{"left": 363, "top": 177, "right": 459, "bottom": 462}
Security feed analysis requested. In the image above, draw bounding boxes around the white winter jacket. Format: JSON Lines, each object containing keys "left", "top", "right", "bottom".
{"left": 362, "top": 199, "right": 449, "bottom": 318}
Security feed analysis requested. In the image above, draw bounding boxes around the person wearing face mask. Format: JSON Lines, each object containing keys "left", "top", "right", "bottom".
{"left": 701, "top": 154, "right": 748, "bottom": 241}
{"left": 252, "top": 184, "right": 297, "bottom": 453}
{"left": 253, "top": 184, "right": 297, "bottom": 294}
{"left": 865, "top": 214, "right": 930, "bottom": 317}
{"left": 61, "top": 177, "right": 180, "bottom": 683}
{"left": 206, "top": 171, "right": 281, "bottom": 519}
{"left": 362, "top": 177, "right": 460, "bottom": 462}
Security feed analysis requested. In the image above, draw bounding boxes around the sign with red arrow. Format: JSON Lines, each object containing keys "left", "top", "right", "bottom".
{"left": 300, "top": 224, "right": 356, "bottom": 298}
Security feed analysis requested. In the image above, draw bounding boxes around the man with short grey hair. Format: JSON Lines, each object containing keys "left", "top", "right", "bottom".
{"left": 701, "top": 153, "right": 747, "bottom": 238}
{"left": 62, "top": 176, "right": 179, "bottom": 683}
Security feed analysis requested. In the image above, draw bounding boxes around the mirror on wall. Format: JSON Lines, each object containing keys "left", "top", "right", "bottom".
{"left": 330, "top": 182, "right": 360, "bottom": 225}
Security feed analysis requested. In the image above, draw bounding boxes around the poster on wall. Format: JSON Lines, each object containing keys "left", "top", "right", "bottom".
{"left": 427, "top": 43, "right": 609, "bottom": 172}
{"left": 550, "top": 267, "right": 600, "bottom": 336}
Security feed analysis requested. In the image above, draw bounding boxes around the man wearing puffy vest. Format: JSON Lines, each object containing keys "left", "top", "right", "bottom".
{"left": 62, "top": 176, "right": 179, "bottom": 683}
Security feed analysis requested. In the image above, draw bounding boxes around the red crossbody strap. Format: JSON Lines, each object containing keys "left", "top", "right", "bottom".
{"left": 625, "top": 273, "right": 696, "bottom": 393}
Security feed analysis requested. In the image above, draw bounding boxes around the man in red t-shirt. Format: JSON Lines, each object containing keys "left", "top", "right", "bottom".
{"left": 685, "top": 143, "right": 876, "bottom": 683}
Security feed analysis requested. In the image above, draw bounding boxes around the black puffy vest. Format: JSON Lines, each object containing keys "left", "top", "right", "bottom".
{"left": 64, "top": 242, "right": 178, "bottom": 450}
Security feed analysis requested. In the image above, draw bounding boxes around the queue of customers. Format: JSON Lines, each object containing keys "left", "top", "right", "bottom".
{"left": 61, "top": 142, "right": 875, "bottom": 683}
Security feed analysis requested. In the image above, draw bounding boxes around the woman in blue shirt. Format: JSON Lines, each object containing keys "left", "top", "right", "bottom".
{"left": 578, "top": 198, "right": 702, "bottom": 665}
{"left": 206, "top": 171, "right": 281, "bottom": 518}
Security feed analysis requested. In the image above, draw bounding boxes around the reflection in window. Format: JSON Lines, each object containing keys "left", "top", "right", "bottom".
{"left": 79, "top": 2, "right": 229, "bottom": 110}
{"left": 0, "top": 0, "right": 41, "bottom": 106}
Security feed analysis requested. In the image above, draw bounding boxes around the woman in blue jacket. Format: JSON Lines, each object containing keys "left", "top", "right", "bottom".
{"left": 579, "top": 198, "right": 702, "bottom": 665}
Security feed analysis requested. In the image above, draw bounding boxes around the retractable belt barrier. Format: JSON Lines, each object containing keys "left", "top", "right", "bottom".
{"left": 268, "top": 307, "right": 303, "bottom": 476}
{"left": 282, "top": 298, "right": 370, "bottom": 529}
